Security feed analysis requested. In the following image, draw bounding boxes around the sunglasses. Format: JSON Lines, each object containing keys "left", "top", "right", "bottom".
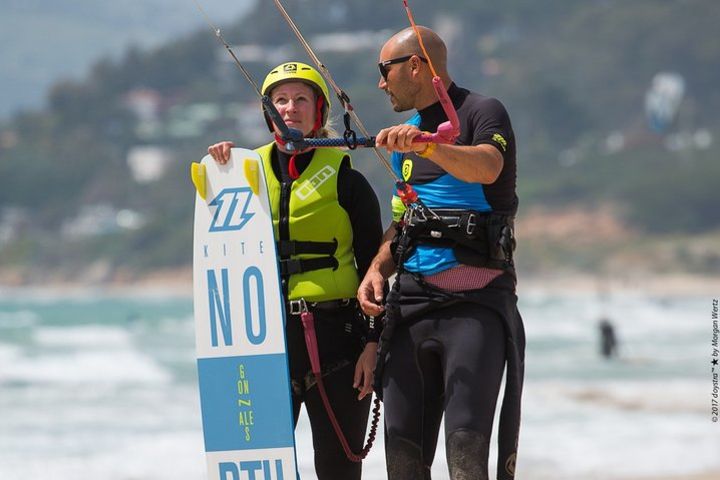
{"left": 378, "top": 55, "right": 428, "bottom": 80}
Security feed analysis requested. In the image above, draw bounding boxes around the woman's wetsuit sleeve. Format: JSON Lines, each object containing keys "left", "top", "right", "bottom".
{"left": 337, "top": 165, "right": 383, "bottom": 280}
{"left": 338, "top": 164, "right": 384, "bottom": 342}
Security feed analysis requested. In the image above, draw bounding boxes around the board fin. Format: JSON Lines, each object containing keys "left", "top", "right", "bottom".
{"left": 191, "top": 162, "right": 207, "bottom": 200}
{"left": 244, "top": 158, "right": 260, "bottom": 195}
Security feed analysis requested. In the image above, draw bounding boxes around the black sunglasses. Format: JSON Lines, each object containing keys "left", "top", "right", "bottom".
{"left": 378, "top": 55, "right": 428, "bottom": 80}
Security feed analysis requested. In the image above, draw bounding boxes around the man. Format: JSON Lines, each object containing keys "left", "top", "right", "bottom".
{"left": 358, "top": 27, "right": 525, "bottom": 480}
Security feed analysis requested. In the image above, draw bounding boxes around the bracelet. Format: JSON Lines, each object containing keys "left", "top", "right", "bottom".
{"left": 416, "top": 142, "right": 437, "bottom": 158}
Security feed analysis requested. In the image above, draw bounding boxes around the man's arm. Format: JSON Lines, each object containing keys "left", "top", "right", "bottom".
{"left": 420, "top": 142, "right": 503, "bottom": 184}
{"left": 357, "top": 222, "right": 397, "bottom": 317}
{"left": 375, "top": 124, "right": 503, "bottom": 184}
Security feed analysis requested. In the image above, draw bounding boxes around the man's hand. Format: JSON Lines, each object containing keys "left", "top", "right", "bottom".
{"left": 353, "top": 342, "right": 378, "bottom": 400}
{"left": 376, "top": 124, "right": 425, "bottom": 153}
{"left": 357, "top": 269, "right": 386, "bottom": 317}
{"left": 207, "top": 141, "right": 235, "bottom": 164}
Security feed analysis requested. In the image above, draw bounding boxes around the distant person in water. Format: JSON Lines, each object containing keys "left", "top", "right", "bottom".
{"left": 598, "top": 318, "right": 618, "bottom": 359}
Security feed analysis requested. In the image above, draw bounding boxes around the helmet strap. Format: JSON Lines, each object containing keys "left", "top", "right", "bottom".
{"left": 313, "top": 96, "right": 324, "bottom": 132}
{"left": 274, "top": 133, "right": 315, "bottom": 160}
{"left": 288, "top": 153, "right": 300, "bottom": 180}
{"left": 274, "top": 139, "right": 301, "bottom": 180}
{"left": 274, "top": 133, "right": 288, "bottom": 147}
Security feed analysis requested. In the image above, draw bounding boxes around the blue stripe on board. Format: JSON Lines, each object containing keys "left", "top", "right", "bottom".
{"left": 197, "top": 354, "right": 294, "bottom": 452}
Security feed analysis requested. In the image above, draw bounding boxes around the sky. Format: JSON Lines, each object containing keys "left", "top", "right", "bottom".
{"left": 0, "top": 0, "right": 255, "bottom": 119}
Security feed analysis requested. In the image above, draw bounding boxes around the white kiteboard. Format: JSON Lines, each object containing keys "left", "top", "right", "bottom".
{"left": 192, "top": 148, "right": 297, "bottom": 480}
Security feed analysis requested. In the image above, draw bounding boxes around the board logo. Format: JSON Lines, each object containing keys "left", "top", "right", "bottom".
{"left": 505, "top": 453, "right": 516, "bottom": 476}
{"left": 492, "top": 133, "right": 508, "bottom": 152}
{"left": 206, "top": 266, "right": 267, "bottom": 347}
{"left": 209, "top": 187, "right": 255, "bottom": 232}
{"left": 295, "top": 165, "right": 336, "bottom": 200}
{"left": 220, "top": 460, "right": 285, "bottom": 479}
{"left": 402, "top": 158, "right": 413, "bottom": 181}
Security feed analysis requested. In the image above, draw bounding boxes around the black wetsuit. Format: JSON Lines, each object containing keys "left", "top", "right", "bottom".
{"left": 380, "top": 84, "right": 525, "bottom": 480}
{"left": 273, "top": 147, "right": 382, "bottom": 479}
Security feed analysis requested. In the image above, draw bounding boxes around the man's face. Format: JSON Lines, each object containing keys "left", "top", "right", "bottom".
{"left": 378, "top": 43, "right": 420, "bottom": 113}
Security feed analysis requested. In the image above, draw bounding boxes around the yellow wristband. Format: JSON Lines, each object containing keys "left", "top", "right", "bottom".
{"left": 416, "top": 142, "right": 437, "bottom": 158}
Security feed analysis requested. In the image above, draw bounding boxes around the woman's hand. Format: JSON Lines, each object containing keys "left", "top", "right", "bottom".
{"left": 207, "top": 141, "right": 235, "bottom": 164}
{"left": 353, "top": 342, "right": 378, "bottom": 400}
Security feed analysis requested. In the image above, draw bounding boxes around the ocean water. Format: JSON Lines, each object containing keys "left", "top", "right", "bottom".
{"left": 0, "top": 287, "right": 718, "bottom": 479}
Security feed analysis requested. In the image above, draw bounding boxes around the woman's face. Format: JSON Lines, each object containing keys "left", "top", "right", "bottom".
{"left": 270, "top": 81, "right": 317, "bottom": 137}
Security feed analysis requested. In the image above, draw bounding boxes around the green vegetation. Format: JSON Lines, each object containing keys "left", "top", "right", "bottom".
{"left": 1, "top": 0, "right": 718, "bottom": 279}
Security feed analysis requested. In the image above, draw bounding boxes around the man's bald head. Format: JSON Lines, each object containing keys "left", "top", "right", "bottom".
{"left": 383, "top": 26, "right": 448, "bottom": 74}
{"left": 378, "top": 26, "right": 453, "bottom": 111}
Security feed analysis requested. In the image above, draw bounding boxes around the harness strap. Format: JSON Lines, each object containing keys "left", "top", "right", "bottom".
{"left": 276, "top": 239, "right": 338, "bottom": 256}
{"left": 287, "top": 298, "right": 353, "bottom": 315}
{"left": 279, "top": 256, "right": 338, "bottom": 276}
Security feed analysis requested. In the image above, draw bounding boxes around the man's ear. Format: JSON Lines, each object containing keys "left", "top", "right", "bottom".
{"left": 409, "top": 57, "right": 421, "bottom": 77}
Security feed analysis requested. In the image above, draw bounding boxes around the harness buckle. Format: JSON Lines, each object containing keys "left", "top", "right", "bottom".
{"left": 408, "top": 205, "right": 428, "bottom": 225}
{"left": 465, "top": 213, "right": 477, "bottom": 236}
{"left": 288, "top": 298, "right": 308, "bottom": 315}
{"left": 443, "top": 215, "right": 461, "bottom": 228}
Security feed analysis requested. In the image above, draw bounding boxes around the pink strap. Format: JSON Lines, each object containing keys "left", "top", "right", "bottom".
{"left": 413, "top": 77, "right": 461, "bottom": 145}
{"left": 300, "top": 311, "right": 322, "bottom": 374}
{"left": 300, "top": 310, "right": 379, "bottom": 462}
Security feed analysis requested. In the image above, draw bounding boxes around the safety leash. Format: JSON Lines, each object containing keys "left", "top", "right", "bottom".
{"left": 299, "top": 302, "right": 381, "bottom": 462}
{"left": 193, "top": 0, "right": 381, "bottom": 152}
{"left": 194, "top": 0, "right": 454, "bottom": 206}
{"left": 272, "top": 0, "right": 397, "bottom": 174}
{"left": 192, "top": 0, "right": 307, "bottom": 146}
{"left": 402, "top": 0, "right": 461, "bottom": 143}
{"left": 266, "top": 7, "right": 439, "bottom": 461}
{"left": 271, "top": 0, "right": 444, "bottom": 211}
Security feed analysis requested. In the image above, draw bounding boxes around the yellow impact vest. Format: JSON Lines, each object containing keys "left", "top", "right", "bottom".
{"left": 256, "top": 143, "right": 359, "bottom": 302}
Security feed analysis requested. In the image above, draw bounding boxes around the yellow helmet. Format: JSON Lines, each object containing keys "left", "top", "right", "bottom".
{"left": 261, "top": 62, "right": 331, "bottom": 132}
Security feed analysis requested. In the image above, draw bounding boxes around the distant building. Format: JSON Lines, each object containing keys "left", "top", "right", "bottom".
{"left": 123, "top": 88, "right": 162, "bottom": 123}
{"left": 0, "top": 207, "right": 29, "bottom": 246}
{"left": 127, "top": 146, "right": 173, "bottom": 183}
{"left": 220, "top": 30, "right": 391, "bottom": 64}
{"left": 232, "top": 101, "right": 268, "bottom": 145}
{"left": 123, "top": 88, "right": 164, "bottom": 140}
{"left": 0, "top": 130, "right": 18, "bottom": 150}
{"left": 166, "top": 103, "right": 222, "bottom": 139}
{"left": 309, "top": 30, "right": 391, "bottom": 53}
{"left": 61, "top": 205, "right": 120, "bottom": 238}
{"left": 61, "top": 205, "right": 145, "bottom": 239}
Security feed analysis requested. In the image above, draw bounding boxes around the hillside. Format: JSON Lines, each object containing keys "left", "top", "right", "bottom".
{"left": 0, "top": 0, "right": 718, "bottom": 283}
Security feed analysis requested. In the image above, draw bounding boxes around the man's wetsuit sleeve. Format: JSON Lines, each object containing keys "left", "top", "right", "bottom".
{"left": 338, "top": 163, "right": 384, "bottom": 341}
{"left": 470, "top": 97, "right": 513, "bottom": 158}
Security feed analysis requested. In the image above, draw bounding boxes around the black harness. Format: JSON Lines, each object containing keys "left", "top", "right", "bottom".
{"left": 391, "top": 206, "right": 516, "bottom": 272}
{"left": 375, "top": 204, "right": 517, "bottom": 398}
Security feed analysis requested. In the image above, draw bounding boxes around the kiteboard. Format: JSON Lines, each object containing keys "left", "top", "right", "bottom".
{"left": 192, "top": 148, "right": 297, "bottom": 480}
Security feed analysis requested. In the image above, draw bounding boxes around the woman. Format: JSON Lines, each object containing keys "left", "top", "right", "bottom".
{"left": 208, "top": 62, "right": 382, "bottom": 480}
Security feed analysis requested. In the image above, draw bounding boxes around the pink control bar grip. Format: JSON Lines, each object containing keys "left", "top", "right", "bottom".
{"left": 413, "top": 77, "right": 461, "bottom": 144}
